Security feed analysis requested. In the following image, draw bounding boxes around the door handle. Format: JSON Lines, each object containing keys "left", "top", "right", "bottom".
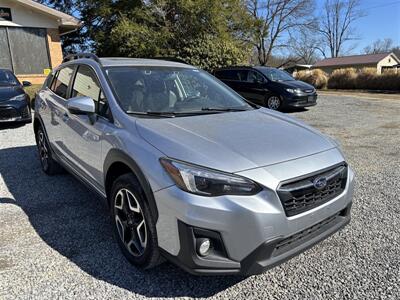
{"left": 39, "top": 100, "right": 47, "bottom": 110}
{"left": 62, "top": 113, "right": 69, "bottom": 122}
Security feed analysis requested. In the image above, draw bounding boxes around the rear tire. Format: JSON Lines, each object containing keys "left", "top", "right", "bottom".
{"left": 35, "top": 127, "right": 64, "bottom": 175}
{"left": 110, "top": 173, "right": 162, "bottom": 269}
{"left": 265, "top": 95, "right": 282, "bottom": 110}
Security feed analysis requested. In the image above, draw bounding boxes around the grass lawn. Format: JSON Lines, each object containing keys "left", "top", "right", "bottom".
{"left": 24, "top": 84, "right": 42, "bottom": 101}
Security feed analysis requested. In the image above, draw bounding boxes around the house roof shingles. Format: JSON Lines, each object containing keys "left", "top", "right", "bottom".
{"left": 313, "top": 52, "right": 393, "bottom": 67}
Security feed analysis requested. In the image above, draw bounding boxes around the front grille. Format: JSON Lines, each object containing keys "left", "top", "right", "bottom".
{"left": 302, "top": 89, "right": 314, "bottom": 93}
{"left": 0, "top": 107, "right": 18, "bottom": 120}
{"left": 273, "top": 210, "right": 344, "bottom": 256}
{"left": 277, "top": 164, "right": 347, "bottom": 217}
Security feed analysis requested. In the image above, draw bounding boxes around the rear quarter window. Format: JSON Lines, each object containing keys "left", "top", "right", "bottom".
{"left": 215, "top": 70, "right": 239, "bottom": 81}
{"left": 50, "top": 66, "right": 74, "bottom": 99}
{"left": 43, "top": 73, "right": 54, "bottom": 89}
{"left": 215, "top": 69, "right": 248, "bottom": 81}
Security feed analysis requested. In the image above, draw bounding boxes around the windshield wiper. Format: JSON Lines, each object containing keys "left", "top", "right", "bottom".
{"left": 126, "top": 111, "right": 176, "bottom": 118}
{"left": 201, "top": 107, "right": 250, "bottom": 112}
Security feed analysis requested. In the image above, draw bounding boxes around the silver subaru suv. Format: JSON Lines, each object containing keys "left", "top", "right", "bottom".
{"left": 34, "top": 53, "right": 354, "bottom": 275}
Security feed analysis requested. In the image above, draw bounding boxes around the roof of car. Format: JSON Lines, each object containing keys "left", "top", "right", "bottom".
{"left": 215, "top": 66, "right": 276, "bottom": 71}
{"left": 99, "top": 58, "right": 193, "bottom": 68}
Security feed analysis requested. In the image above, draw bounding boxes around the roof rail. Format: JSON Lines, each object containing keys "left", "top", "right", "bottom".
{"left": 62, "top": 53, "right": 102, "bottom": 65}
{"left": 152, "top": 57, "right": 188, "bottom": 64}
{"left": 215, "top": 65, "right": 255, "bottom": 69}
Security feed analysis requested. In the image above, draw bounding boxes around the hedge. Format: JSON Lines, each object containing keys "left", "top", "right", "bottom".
{"left": 295, "top": 68, "right": 400, "bottom": 91}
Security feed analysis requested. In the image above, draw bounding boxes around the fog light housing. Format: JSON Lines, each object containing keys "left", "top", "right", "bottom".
{"left": 196, "top": 238, "right": 211, "bottom": 256}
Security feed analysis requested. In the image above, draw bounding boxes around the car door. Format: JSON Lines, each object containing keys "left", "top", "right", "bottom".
{"left": 40, "top": 66, "right": 75, "bottom": 158}
{"left": 61, "top": 64, "right": 110, "bottom": 188}
{"left": 214, "top": 69, "right": 243, "bottom": 92}
{"left": 241, "top": 70, "right": 268, "bottom": 105}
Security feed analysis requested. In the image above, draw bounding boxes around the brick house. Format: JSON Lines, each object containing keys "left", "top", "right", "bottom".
{"left": 312, "top": 52, "right": 400, "bottom": 75}
{"left": 0, "top": 0, "right": 81, "bottom": 84}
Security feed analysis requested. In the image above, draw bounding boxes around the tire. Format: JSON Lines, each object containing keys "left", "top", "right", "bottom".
{"left": 31, "top": 98, "right": 35, "bottom": 111}
{"left": 35, "top": 126, "right": 64, "bottom": 175}
{"left": 265, "top": 95, "right": 282, "bottom": 110}
{"left": 110, "top": 173, "right": 162, "bottom": 269}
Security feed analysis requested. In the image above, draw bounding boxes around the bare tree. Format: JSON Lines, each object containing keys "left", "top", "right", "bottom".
{"left": 317, "top": 0, "right": 364, "bottom": 58}
{"left": 392, "top": 47, "right": 400, "bottom": 58}
{"left": 288, "top": 28, "right": 319, "bottom": 64}
{"left": 245, "top": 0, "right": 315, "bottom": 65}
{"left": 364, "top": 38, "right": 394, "bottom": 54}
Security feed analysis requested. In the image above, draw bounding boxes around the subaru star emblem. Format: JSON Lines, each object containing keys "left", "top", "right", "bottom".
{"left": 313, "top": 177, "right": 327, "bottom": 190}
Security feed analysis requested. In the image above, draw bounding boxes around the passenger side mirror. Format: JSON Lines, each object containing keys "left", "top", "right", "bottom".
{"left": 22, "top": 81, "right": 32, "bottom": 87}
{"left": 67, "top": 96, "right": 95, "bottom": 115}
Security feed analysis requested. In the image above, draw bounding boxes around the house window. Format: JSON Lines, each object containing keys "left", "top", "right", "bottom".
{"left": 0, "top": 26, "right": 50, "bottom": 74}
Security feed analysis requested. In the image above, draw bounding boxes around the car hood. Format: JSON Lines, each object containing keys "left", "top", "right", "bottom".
{"left": 136, "top": 109, "right": 335, "bottom": 173}
{"left": 276, "top": 80, "right": 314, "bottom": 90}
{"left": 0, "top": 86, "right": 24, "bottom": 102}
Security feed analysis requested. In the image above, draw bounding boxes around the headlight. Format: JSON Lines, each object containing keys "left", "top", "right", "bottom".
{"left": 285, "top": 88, "right": 302, "bottom": 94}
{"left": 160, "top": 158, "right": 261, "bottom": 196}
{"left": 10, "top": 94, "right": 26, "bottom": 101}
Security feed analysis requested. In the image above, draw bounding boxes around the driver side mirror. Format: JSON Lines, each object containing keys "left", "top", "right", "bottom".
{"left": 22, "top": 81, "right": 32, "bottom": 87}
{"left": 67, "top": 96, "right": 95, "bottom": 115}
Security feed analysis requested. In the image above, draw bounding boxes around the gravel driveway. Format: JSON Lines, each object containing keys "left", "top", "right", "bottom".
{"left": 1, "top": 94, "right": 399, "bottom": 299}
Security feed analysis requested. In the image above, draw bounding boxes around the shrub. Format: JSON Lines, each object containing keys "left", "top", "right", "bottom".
{"left": 295, "top": 69, "right": 328, "bottom": 89}
{"left": 356, "top": 68, "right": 378, "bottom": 90}
{"left": 322, "top": 67, "right": 400, "bottom": 91}
{"left": 327, "top": 68, "right": 357, "bottom": 89}
{"left": 379, "top": 70, "right": 400, "bottom": 90}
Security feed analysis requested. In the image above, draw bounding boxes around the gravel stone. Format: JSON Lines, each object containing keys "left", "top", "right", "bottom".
{"left": 0, "top": 94, "right": 399, "bottom": 299}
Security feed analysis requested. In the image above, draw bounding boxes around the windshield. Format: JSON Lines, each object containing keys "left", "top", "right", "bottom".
{"left": 0, "top": 70, "right": 19, "bottom": 86}
{"left": 105, "top": 67, "right": 253, "bottom": 115}
{"left": 257, "top": 68, "right": 294, "bottom": 82}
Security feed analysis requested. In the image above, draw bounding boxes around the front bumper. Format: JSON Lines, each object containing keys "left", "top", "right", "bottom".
{"left": 282, "top": 93, "right": 318, "bottom": 108}
{"left": 154, "top": 150, "right": 355, "bottom": 275}
{"left": 162, "top": 204, "right": 351, "bottom": 275}
{"left": 0, "top": 102, "right": 32, "bottom": 123}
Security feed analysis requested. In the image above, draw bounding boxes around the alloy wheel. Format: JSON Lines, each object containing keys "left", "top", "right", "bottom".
{"left": 267, "top": 96, "right": 281, "bottom": 110}
{"left": 114, "top": 188, "right": 147, "bottom": 257}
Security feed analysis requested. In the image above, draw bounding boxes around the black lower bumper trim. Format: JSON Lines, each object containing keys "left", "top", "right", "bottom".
{"left": 282, "top": 94, "right": 318, "bottom": 108}
{"left": 161, "top": 204, "right": 351, "bottom": 276}
{"left": 160, "top": 221, "right": 241, "bottom": 275}
{"left": 0, "top": 105, "right": 32, "bottom": 123}
{"left": 241, "top": 205, "right": 351, "bottom": 275}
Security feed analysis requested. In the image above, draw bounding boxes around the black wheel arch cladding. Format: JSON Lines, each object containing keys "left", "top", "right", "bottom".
{"left": 103, "top": 149, "right": 159, "bottom": 221}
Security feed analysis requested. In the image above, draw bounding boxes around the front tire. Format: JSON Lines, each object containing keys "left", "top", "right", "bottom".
{"left": 35, "top": 127, "right": 63, "bottom": 175}
{"left": 265, "top": 95, "right": 282, "bottom": 110}
{"left": 110, "top": 173, "right": 162, "bottom": 269}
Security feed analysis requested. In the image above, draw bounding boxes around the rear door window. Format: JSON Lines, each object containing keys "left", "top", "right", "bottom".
{"left": 51, "top": 66, "right": 74, "bottom": 98}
